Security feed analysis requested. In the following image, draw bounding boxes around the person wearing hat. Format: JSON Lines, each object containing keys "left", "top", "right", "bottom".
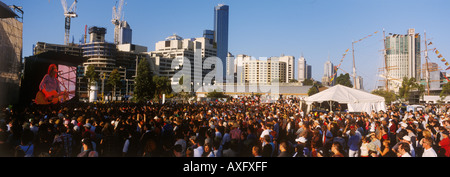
{"left": 401, "top": 135, "right": 416, "bottom": 157}
{"left": 82, "top": 123, "right": 96, "bottom": 141}
{"left": 77, "top": 138, "right": 98, "bottom": 157}
{"left": 294, "top": 137, "right": 310, "bottom": 157}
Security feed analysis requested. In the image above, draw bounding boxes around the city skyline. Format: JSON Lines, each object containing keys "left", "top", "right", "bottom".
{"left": 4, "top": 0, "right": 450, "bottom": 91}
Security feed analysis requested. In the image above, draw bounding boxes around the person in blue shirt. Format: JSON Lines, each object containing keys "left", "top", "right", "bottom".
{"left": 347, "top": 129, "right": 361, "bottom": 157}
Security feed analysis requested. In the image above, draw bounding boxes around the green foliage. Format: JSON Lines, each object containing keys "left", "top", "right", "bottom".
{"left": 398, "top": 77, "right": 424, "bottom": 100}
{"left": 85, "top": 65, "right": 99, "bottom": 87}
{"left": 307, "top": 82, "right": 323, "bottom": 96}
{"left": 207, "top": 90, "right": 227, "bottom": 98}
{"left": 440, "top": 82, "right": 450, "bottom": 99}
{"left": 107, "top": 69, "right": 122, "bottom": 98}
{"left": 307, "top": 86, "right": 319, "bottom": 96}
{"left": 153, "top": 75, "right": 172, "bottom": 100}
{"left": 134, "top": 58, "right": 154, "bottom": 102}
{"left": 335, "top": 73, "right": 353, "bottom": 88}
{"left": 289, "top": 79, "right": 298, "bottom": 83}
{"left": 371, "top": 89, "right": 398, "bottom": 104}
{"left": 179, "top": 75, "right": 184, "bottom": 85}
{"left": 302, "top": 78, "right": 314, "bottom": 86}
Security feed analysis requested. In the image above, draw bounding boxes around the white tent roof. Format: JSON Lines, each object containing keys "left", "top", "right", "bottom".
{"left": 305, "top": 85, "right": 386, "bottom": 113}
{"left": 305, "top": 85, "right": 384, "bottom": 104}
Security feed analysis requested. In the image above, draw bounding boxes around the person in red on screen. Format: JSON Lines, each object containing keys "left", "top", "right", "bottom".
{"left": 39, "top": 64, "right": 61, "bottom": 102}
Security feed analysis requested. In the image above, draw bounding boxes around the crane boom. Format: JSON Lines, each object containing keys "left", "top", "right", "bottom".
{"left": 112, "top": 0, "right": 125, "bottom": 44}
{"left": 61, "top": 0, "right": 78, "bottom": 45}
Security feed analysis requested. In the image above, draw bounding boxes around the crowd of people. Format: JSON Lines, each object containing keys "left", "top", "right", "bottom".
{"left": 0, "top": 96, "right": 449, "bottom": 157}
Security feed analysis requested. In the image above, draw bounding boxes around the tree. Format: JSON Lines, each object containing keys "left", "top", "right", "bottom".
{"left": 84, "top": 65, "right": 99, "bottom": 100}
{"left": 307, "top": 82, "right": 323, "bottom": 96}
{"left": 398, "top": 77, "right": 424, "bottom": 101}
{"left": 207, "top": 90, "right": 227, "bottom": 98}
{"left": 440, "top": 82, "right": 450, "bottom": 99}
{"left": 289, "top": 79, "right": 298, "bottom": 83}
{"left": 302, "top": 78, "right": 314, "bottom": 86}
{"left": 134, "top": 58, "right": 154, "bottom": 102}
{"left": 107, "top": 69, "right": 122, "bottom": 101}
{"left": 371, "top": 89, "right": 398, "bottom": 104}
{"left": 153, "top": 75, "right": 172, "bottom": 101}
{"left": 335, "top": 73, "right": 353, "bottom": 88}
{"left": 85, "top": 65, "right": 99, "bottom": 87}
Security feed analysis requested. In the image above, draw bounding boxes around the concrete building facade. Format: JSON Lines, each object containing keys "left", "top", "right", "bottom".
{"left": 385, "top": 28, "right": 421, "bottom": 91}
{"left": 270, "top": 55, "right": 294, "bottom": 83}
{"left": 147, "top": 34, "right": 217, "bottom": 91}
{"left": 0, "top": 2, "right": 22, "bottom": 105}
{"left": 322, "top": 60, "right": 335, "bottom": 86}
{"left": 242, "top": 59, "right": 286, "bottom": 84}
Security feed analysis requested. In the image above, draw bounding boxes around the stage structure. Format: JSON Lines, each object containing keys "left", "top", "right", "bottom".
{"left": 21, "top": 51, "right": 86, "bottom": 105}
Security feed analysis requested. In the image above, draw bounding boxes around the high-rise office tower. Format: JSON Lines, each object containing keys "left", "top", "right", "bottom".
{"left": 118, "top": 21, "right": 132, "bottom": 44}
{"left": 203, "top": 30, "right": 214, "bottom": 41}
{"left": 214, "top": 4, "right": 229, "bottom": 79}
{"left": 385, "top": 28, "right": 421, "bottom": 91}
{"left": 322, "top": 60, "right": 335, "bottom": 86}
{"left": 306, "top": 65, "right": 312, "bottom": 80}
{"left": 355, "top": 76, "right": 364, "bottom": 90}
{"left": 298, "top": 56, "right": 307, "bottom": 82}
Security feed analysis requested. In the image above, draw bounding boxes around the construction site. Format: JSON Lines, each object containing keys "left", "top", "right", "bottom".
{"left": 20, "top": 0, "right": 148, "bottom": 104}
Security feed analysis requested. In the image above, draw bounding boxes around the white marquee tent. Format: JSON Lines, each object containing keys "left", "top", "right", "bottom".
{"left": 305, "top": 85, "right": 387, "bottom": 113}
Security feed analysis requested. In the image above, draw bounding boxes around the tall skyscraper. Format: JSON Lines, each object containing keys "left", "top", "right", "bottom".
{"left": 118, "top": 21, "right": 132, "bottom": 44}
{"left": 203, "top": 30, "right": 214, "bottom": 41}
{"left": 298, "top": 55, "right": 307, "bottom": 82}
{"left": 214, "top": 4, "right": 229, "bottom": 79}
{"left": 385, "top": 28, "right": 421, "bottom": 91}
{"left": 322, "top": 60, "right": 335, "bottom": 86}
{"left": 306, "top": 65, "right": 312, "bottom": 80}
{"left": 356, "top": 76, "right": 364, "bottom": 90}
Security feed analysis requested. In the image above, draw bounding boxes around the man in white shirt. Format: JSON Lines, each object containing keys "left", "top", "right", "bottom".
{"left": 421, "top": 137, "right": 437, "bottom": 157}
{"left": 260, "top": 124, "right": 272, "bottom": 142}
{"left": 193, "top": 139, "right": 204, "bottom": 157}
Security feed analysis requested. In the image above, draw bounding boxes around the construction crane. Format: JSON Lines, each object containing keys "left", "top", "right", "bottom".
{"left": 351, "top": 31, "right": 379, "bottom": 89}
{"left": 61, "top": 0, "right": 78, "bottom": 45}
{"left": 112, "top": 0, "right": 125, "bottom": 45}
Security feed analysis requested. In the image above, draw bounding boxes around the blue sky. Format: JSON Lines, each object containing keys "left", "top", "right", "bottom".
{"left": 4, "top": 0, "right": 450, "bottom": 91}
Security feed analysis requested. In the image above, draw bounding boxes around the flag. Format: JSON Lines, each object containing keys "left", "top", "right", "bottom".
{"left": 436, "top": 50, "right": 440, "bottom": 54}
{"left": 445, "top": 62, "right": 449, "bottom": 66}
{"left": 415, "top": 34, "right": 419, "bottom": 38}
{"left": 446, "top": 66, "right": 450, "bottom": 70}
{"left": 428, "top": 42, "right": 433, "bottom": 45}
{"left": 438, "top": 54, "right": 443, "bottom": 58}
{"left": 345, "top": 49, "right": 349, "bottom": 52}
{"left": 442, "top": 58, "right": 446, "bottom": 62}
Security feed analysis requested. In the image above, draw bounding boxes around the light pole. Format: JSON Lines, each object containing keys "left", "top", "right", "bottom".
{"left": 101, "top": 72, "right": 105, "bottom": 102}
